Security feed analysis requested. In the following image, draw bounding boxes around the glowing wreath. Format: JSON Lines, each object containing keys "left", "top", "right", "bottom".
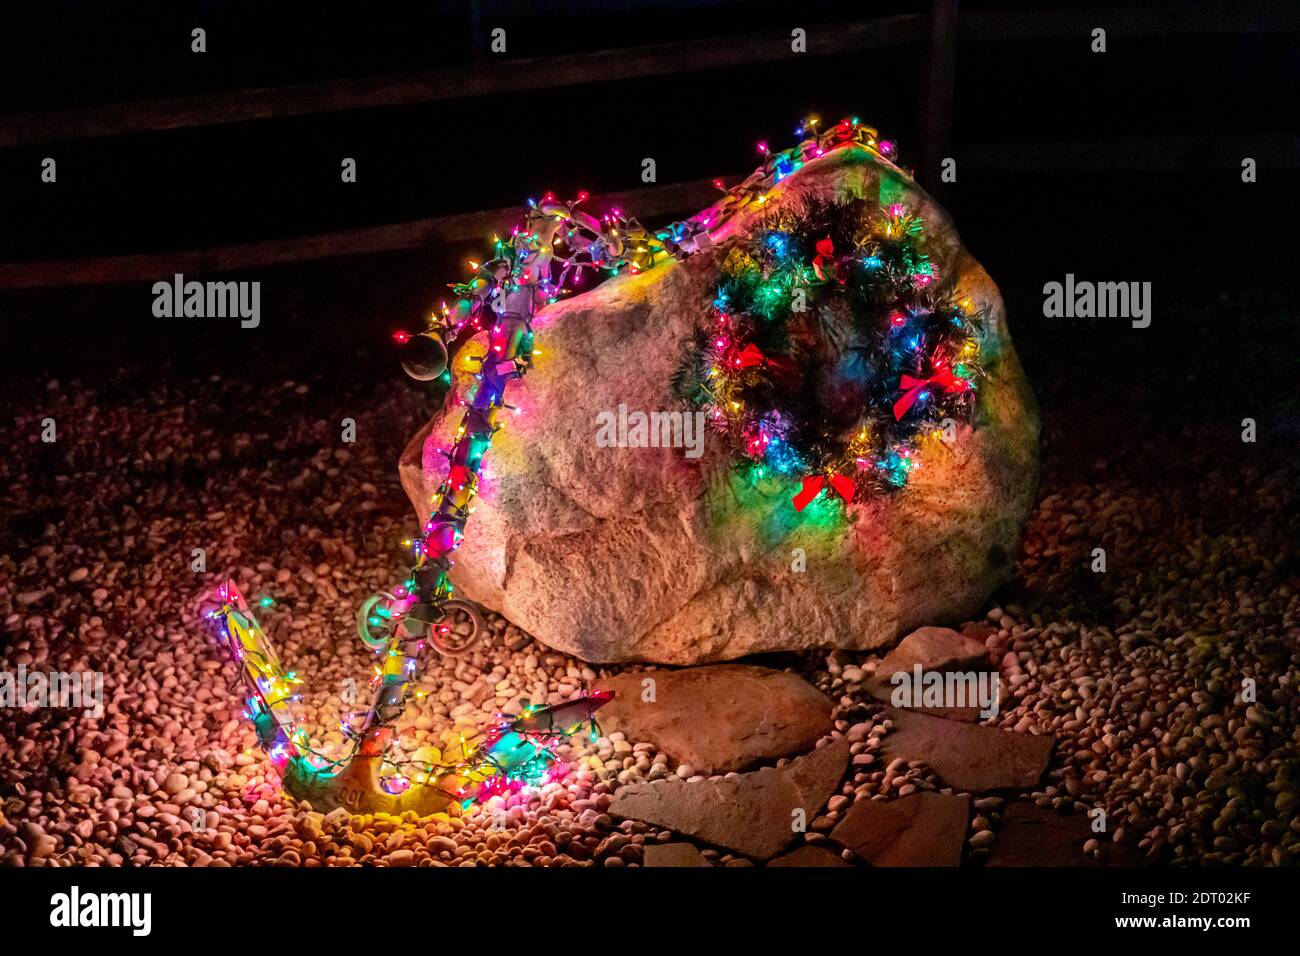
{"left": 674, "top": 195, "right": 984, "bottom": 510}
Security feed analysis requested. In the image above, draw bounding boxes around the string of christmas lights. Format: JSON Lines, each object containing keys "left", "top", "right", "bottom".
{"left": 205, "top": 115, "right": 947, "bottom": 814}
{"left": 206, "top": 582, "right": 612, "bottom": 809}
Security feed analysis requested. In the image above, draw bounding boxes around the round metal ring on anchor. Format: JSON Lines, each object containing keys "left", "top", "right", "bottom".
{"left": 427, "top": 599, "right": 485, "bottom": 657}
{"left": 356, "top": 591, "right": 397, "bottom": 650}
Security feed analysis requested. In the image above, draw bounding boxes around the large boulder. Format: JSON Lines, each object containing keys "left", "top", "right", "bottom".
{"left": 400, "top": 147, "right": 1039, "bottom": 664}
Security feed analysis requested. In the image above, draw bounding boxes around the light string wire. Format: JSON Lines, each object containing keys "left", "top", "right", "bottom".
{"left": 204, "top": 115, "right": 904, "bottom": 807}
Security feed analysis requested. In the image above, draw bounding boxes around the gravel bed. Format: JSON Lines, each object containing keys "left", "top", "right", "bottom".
{"left": 1, "top": 324, "right": 1296, "bottom": 865}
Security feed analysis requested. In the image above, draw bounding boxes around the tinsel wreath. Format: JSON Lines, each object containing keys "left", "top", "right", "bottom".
{"left": 672, "top": 195, "right": 986, "bottom": 510}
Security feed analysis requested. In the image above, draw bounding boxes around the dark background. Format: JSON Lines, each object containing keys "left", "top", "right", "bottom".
{"left": 0, "top": 0, "right": 1296, "bottom": 431}
{"left": 0, "top": 0, "right": 1298, "bottom": 886}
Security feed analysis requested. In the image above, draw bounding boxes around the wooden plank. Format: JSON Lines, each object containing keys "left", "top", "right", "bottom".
{"left": 0, "top": 2, "right": 1291, "bottom": 150}
{"left": 960, "top": 0, "right": 1300, "bottom": 41}
{"left": 6, "top": 124, "right": 1295, "bottom": 291}
{"left": 0, "top": 177, "right": 722, "bottom": 290}
{"left": 0, "top": 18, "right": 920, "bottom": 149}
{"left": 5, "top": 125, "right": 1294, "bottom": 292}
{"left": 915, "top": 0, "right": 959, "bottom": 199}
{"left": 959, "top": 131, "right": 1299, "bottom": 173}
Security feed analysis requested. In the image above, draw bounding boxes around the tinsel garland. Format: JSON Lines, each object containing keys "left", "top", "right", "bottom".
{"left": 204, "top": 116, "right": 935, "bottom": 814}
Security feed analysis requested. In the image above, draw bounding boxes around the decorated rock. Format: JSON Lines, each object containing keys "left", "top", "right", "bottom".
{"left": 400, "top": 140, "right": 1039, "bottom": 664}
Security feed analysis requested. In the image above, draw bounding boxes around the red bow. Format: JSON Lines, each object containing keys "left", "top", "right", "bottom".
{"left": 792, "top": 473, "right": 856, "bottom": 511}
{"left": 813, "top": 237, "right": 838, "bottom": 282}
{"left": 892, "top": 359, "right": 970, "bottom": 420}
